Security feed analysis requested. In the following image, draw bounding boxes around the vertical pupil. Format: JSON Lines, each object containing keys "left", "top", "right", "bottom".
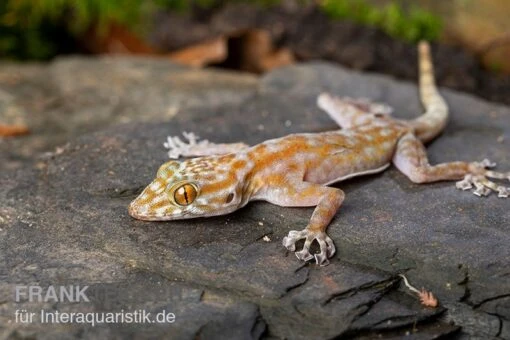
{"left": 183, "top": 186, "right": 189, "bottom": 203}
{"left": 174, "top": 184, "right": 196, "bottom": 206}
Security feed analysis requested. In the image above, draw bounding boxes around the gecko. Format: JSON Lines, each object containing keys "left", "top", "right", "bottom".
{"left": 129, "top": 42, "right": 509, "bottom": 266}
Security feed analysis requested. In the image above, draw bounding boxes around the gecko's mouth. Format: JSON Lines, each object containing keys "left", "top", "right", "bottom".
{"left": 128, "top": 200, "right": 161, "bottom": 221}
{"left": 128, "top": 201, "right": 148, "bottom": 220}
{"left": 128, "top": 200, "right": 193, "bottom": 221}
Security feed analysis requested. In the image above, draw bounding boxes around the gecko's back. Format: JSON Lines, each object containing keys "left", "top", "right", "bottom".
{"left": 246, "top": 122, "right": 408, "bottom": 191}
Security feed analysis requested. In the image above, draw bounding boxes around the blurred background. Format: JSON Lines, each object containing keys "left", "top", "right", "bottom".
{"left": 0, "top": 1, "right": 508, "bottom": 63}
{"left": 0, "top": 0, "right": 509, "bottom": 103}
{"left": 2, "top": 0, "right": 510, "bottom": 106}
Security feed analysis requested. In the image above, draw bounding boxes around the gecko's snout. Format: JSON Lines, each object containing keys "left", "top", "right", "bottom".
{"left": 128, "top": 196, "right": 167, "bottom": 221}
{"left": 128, "top": 180, "right": 167, "bottom": 221}
{"left": 128, "top": 198, "right": 148, "bottom": 220}
{"left": 128, "top": 200, "right": 140, "bottom": 219}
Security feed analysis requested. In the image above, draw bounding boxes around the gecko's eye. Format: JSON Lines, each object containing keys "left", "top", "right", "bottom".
{"left": 173, "top": 183, "right": 198, "bottom": 206}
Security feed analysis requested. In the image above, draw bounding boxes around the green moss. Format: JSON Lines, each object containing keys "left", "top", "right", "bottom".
{"left": 0, "top": 1, "right": 53, "bottom": 60}
{"left": 487, "top": 61, "right": 503, "bottom": 73}
{"left": 0, "top": 0, "right": 156, "bottom": 60}
{"left": 321, "top": 0, "right": 442, "bottom": 43}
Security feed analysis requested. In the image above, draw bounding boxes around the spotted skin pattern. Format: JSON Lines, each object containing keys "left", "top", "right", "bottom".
{"left": 129, "top": 42, "right": 509, "bottom": 266}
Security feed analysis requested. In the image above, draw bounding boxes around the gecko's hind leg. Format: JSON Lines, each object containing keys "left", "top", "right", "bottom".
{"left": 318, "top": 93, "right": 393, "bottom": 129}
{"left": 164, "top": 131, "right": 249, "bottom": 159}
{"left": 393, "top": 133, "right": 510, "bottom": 198}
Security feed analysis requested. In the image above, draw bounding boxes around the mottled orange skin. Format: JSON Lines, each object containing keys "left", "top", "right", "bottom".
{"left": 129, "top": 42, "right": 509, "bottom": 266}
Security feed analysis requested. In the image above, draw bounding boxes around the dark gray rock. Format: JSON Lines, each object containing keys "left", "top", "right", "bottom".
{"left": 1, "top": 58, "right": 509, "bottom": 339}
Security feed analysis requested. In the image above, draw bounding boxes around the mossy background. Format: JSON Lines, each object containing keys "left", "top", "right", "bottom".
{"left": 321, "top": 0, "right": 441, "bottom": 43}
{"left": 0, "top": 0, "right": 442, "bottom": 61}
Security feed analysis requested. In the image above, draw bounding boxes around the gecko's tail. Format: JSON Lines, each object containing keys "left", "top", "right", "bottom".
{"left": 412, "top": 41, "right": 449, "bottom": 143}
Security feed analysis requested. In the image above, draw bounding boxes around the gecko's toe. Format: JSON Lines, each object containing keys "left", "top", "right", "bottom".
{"left": 485, "top": 170, "right": 510, "bottom": 182}
{"left": 456, "top": 175, "right": 473, "bottom": 190}
{"left": 473, "top": 185, "right": 491, "bottom": 197}
{"left": 287, "top": 230, "right": 304, "bottom": 239}
{"left": 315, "top": 253, "right": 329, "bottom": 266}
{"left": 282, "top": 236, "right": 296, "bottom": 252}
{"left": 315, "top": 233, "right": 334, "bottom": 266}
{"left": 295, "top": 248, "right": 314, "bottom": 262}
{"left": 282, "top": 229, "right": 307, "bottom": 252}
{"left": 496, "top": 186, "right": 509, "bottom": 198}
{"left": 324, "top": 234, "right": 336, "bottom": 257}
{"left": 480, "top": 159, "right": 497, "bottom": 168}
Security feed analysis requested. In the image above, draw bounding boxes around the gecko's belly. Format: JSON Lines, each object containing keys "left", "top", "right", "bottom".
{"left": 304, "top": 146, "right": 395, "bottom": 185}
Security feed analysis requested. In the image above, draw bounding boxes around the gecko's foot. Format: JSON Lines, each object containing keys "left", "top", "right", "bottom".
{"left": 164, "top": 131, "right": 205, "bottom": 159}
{"left": 456, "top": 159, "right": 510, "bottom": 198}
{"left": 282, "top": 229, "right": 335, "bottom": 266}
{"left": 163, "top": 131, "right": 248, "bottom": 159}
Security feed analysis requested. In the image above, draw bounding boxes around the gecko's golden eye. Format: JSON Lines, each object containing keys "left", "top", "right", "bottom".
{"left": 173, "top": 183, "right": 198, "bottom": 206}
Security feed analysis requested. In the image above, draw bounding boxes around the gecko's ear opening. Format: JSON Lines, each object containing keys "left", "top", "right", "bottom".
{"left": 157, "top": 161, "right": 180, "bottom": 178}
{"left": 226, "top": 193, "right": 234, "bottom": 204}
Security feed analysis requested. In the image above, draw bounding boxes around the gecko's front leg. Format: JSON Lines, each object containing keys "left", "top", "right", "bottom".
{"left": 283, "top": 188, "right": 343, "bottom": 266}
{"left": 262, "top": 180, "right": 344, "bottom": 266}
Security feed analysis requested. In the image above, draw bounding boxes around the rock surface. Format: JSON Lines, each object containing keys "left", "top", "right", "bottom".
{"left": 1, "top": 57, "right": 509, "bottom": 339}
{"left": 0, "top": 57, "right": 258, "bottom": 171}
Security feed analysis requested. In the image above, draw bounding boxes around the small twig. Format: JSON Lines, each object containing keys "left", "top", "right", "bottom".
{"left": 399, "top": 274, "right": 421, "bottom": 294}
{"left": 399, "top": 274, "right": 438, "bottom": 308}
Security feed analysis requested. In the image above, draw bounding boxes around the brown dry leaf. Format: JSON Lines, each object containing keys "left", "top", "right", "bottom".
{"left": 260, "top": 48, "right": 295, "bottom": 73}
{"left": 0, "top": 124, "right": 30, "bottom": 137}
{"left": 238, "top": 29, "right": 272, "bottom": 72}
{"left": 167, "top": 37, "right": 227, "bottom": 67}
{"left": 235, "top": 29, "right": 295, "bottom": 73}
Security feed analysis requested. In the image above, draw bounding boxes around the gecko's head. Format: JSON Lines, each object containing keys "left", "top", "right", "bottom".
{"left": 128, "top": 157, "right": 243, "bottom": 221}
